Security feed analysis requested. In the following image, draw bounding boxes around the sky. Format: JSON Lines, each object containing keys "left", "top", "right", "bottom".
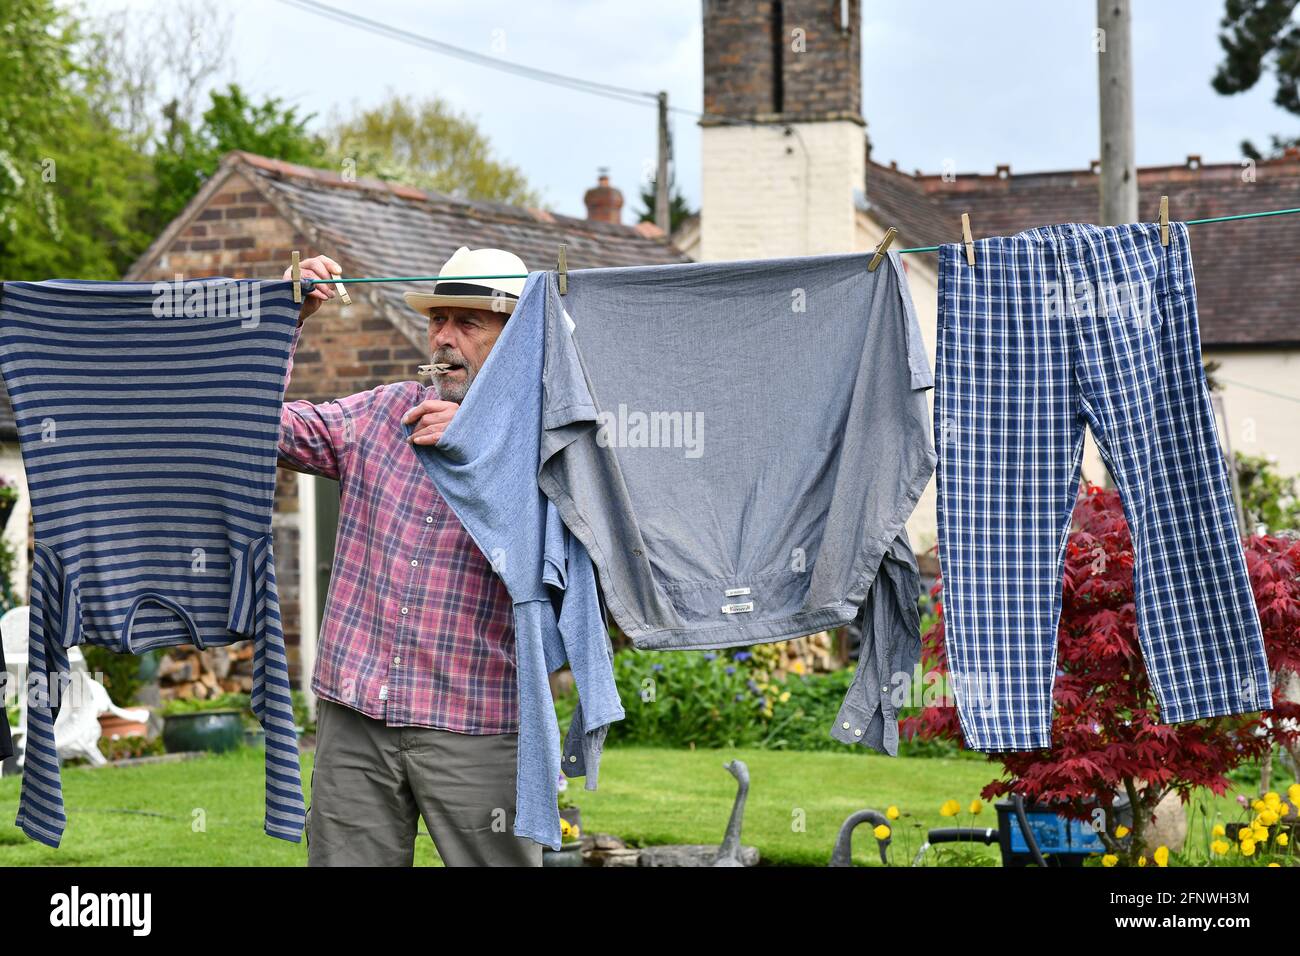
{"left": 92, "top": 0, "right": 1296, "bottom": 221}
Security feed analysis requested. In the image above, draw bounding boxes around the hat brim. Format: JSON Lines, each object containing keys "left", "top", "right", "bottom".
{"left": 403, "top": 291, "right": 517, "bottom": 317}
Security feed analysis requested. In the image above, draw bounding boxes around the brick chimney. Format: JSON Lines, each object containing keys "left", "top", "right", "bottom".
{"left": 699, "top": 0, "right": 866, "bottom": 260}
{"left": 703, "top": 0, "right": 862, "bottom": 123}
{"left": 583, "top": 168, "right": 623, "bottom": 224}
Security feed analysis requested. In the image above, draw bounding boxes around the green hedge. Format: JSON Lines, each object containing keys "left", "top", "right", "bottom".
{"left": 554, "top": 646, "right": 960, "bottom": 756}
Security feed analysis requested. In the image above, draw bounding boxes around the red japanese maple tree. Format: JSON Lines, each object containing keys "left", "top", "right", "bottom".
{"left": 904, "top": 484, "right": 1300, "bottom": 864}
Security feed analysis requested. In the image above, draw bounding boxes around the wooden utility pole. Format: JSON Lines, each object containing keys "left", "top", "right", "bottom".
{"left": 1097, "top": 0, "right": 1137, "bottom": 225}
{"left": 656, "top": 91, "right": 671, "bottom": 235}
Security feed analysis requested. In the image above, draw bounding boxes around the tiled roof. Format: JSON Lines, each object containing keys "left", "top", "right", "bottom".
{"left": 225, "top": 152, "right": 690, "bottom": 345}
{"left": 864, "top": 152, "right": 1300, "bottom": 347}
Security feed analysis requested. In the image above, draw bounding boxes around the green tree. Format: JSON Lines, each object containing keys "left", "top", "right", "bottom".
{"left": 1236, "top": 452, "right": 1300, "bottom": 533}
{"left": 1212, "top": 0, "right": 1300, "bottom": 159}
{"left": 0, "top": 0, "right": 70, "bottom": 241}
{"left": 637, "top": 172, "right": 695, "bottom": 234}
{"left": 149, "top": 83, "right": 330, "bottom": 234}
{"left": 0, "top": 0, "right": 150, "bottom": 277}
{"left": 327, "top": 94, "right": 540, "bottom": 205}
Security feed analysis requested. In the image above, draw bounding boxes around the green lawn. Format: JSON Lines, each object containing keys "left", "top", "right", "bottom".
{"left": 0, "top": 744, "right": 1276, "bottom": 866}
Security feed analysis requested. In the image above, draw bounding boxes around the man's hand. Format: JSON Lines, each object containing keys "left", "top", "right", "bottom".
{"left": 403, "top": 398, "right": 460, "bottom": 446}
{"left": 283, "top": 254, "right": 342, "bottom": 321}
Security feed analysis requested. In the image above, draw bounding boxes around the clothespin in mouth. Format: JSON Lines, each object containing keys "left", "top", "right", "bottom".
{"left": 961, "top": 214, "right": 975, "bottom": 267}
{"left": 417, "top": 363, "right": 453, "bottom": 379}
{"left": 868, "top": 227, "right": 897, "bottom": 272}
{"left": 1159, "top": 195, "right": 1170, "bottom": 246}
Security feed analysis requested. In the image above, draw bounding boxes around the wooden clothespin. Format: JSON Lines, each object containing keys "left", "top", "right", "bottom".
{"left": 291, "top": 250, "right": 302, "bottom": 304}
{"left": 557, "top": 243, "right": 568, "bottom": 295}
{"left": 1158, "top": 195, "right": 1170, "bottom": 246}
{"left": 330, "top": 272, "right": 352, "bottom": 307}
{"left": 961, "top": 213, "right": 975, "bottom": 266}
{"left": 868, "top": 227, "right": 897, "bottom": 272}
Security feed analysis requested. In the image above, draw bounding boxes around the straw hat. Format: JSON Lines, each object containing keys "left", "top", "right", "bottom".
{"left": 403, "top": 246, "right": 528, "bottom": 317}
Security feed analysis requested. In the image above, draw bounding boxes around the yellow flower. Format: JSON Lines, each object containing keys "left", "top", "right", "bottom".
{"left": 1153, "top": 846, "right": 1169, "bottom": 867}
{"left": 1114, "top": 825, "right": 1130, "bottom": 838}
{"left": 1288, "top": 783, "right": 1300, "bottom": 805}
{"left": 1260, "top": 809, "right": 1279, "bottom": 826}
{"left": 1211, "top": 840, "right": 1230, "bottom": 855}
{"left": 1252, "top": 799, "right": 1266, "bottom": 813}
{"left": 1241, "top": 840, "right": 1256, "bottom": 857}
{"left": 1238, "top": 826, "right": 1253, "bottom": 842}
{"left": 1253, "top": 827, "right": 1269, "bottom": 843}
{"left": 571, "top": 824, "right": 581, "bottom": 838}
{"left": 560, "top": 819, "right": 573, "bottom": 837}
{"left": 1277, "top": 833, "right": 1289, "bottom": 847}
{"left": 1137, "top": 855, "right": 1147, "bottom": 867}
{"left": 1264, "top": 791, "right": 1281, "bottom": 808}
{"left": 939, "top": 799, "right": 961, "bottom": 817}
{"left": 778, "top": 691, "right": 791, "bottom": 703}
{"left": 886, "top": 805, "right": 900, "bottom": 820}
{"left": 790, "top": 660, "right": 806, "bottom": 675}
{"left": 1102, "top": 854, "right": 1118, "bottom": 867}
{"left": 1212, "top": 823, "right": 1226, "bottom": 838}
{"left": 1268, "top": 862, "right": 1281, "bottom": 867}
{"left": 969, "top": 799, "right": 983, "bottom": 815}
{"left": 873, "top": 824, "right": 891, "bottom": 840}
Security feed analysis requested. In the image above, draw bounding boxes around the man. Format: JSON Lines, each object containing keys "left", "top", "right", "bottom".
{"left": 277, "top": 247, "right": 540, "bottom": 867}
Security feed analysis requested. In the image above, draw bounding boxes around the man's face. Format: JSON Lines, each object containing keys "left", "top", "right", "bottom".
{"left": 428, "top": 306, "right": 508, "bottom": 403}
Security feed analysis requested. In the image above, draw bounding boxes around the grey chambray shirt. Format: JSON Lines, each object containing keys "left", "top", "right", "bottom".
{"left": 536, "top": 250, "right": 936, "bottom": 754}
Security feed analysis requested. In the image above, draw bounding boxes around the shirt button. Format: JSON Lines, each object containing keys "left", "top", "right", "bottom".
{"left": 400, "top": 607, "right": 409, "bottom": 615}
{"left": 854, "top": 728, "right": 863, "bottom": 738}
{"left": 410, "top": 559, "right": 419, "bottom": 567}
{"left": 425, "top": 516, "right": 434, "bottom": 523}
{"left": 841, "top": 721, "right": 850, "bottom": 730}
{"left": 393, "top": 656, "right": 400, "bottom": 664}
{"left": 568, "top": 755, "right": 577, "bottom": 763}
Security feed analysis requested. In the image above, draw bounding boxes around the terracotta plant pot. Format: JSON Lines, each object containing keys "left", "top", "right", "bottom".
{"left": 98, "top": 713, "right": 149, "bottom": 740}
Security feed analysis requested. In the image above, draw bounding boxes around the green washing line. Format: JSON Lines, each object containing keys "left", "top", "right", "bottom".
{"left": 1218, "top": 378, "right": 1300, "bottom": 407}
{"left": 304, "top": 204, "right": 1300, "bottom": 285}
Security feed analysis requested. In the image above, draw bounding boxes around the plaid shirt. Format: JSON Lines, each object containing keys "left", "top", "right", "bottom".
{"left": 277, "top": 321, "right": 518, "bottom": 734}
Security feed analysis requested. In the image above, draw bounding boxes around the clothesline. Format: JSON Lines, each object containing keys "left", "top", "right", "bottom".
{"left": 301, "top": 204, "right": 1300, "bottom": 286}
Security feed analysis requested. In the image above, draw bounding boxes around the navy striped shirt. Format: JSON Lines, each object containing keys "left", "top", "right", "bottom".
{"left": 0, "top": 278, "right": 305, "bottom": 847}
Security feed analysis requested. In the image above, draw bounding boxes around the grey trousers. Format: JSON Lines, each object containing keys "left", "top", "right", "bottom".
{"left": 305, "top": 698, "right": 542, "bottom": 867}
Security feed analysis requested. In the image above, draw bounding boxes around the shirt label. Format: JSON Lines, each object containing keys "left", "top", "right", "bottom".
{"left": 721, "top": 602, "right": 754, "bottom": 614}
{"left": 561, "top": 306, "right": 576, "bottom": 333}
{"left": 724, "top": 587, "right": 752, "bottom": 597}
{"left": 378, "top": 684, "right": 388, "bottom": 700}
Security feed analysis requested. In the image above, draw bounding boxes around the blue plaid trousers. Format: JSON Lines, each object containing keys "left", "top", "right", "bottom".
{"left": 935, "top": 221, "right": 1273, "bottom": 751}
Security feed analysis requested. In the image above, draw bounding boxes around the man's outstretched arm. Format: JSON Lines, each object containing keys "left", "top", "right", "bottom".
{"left": 277, "top": 255, "right": 350, "bottom": 479}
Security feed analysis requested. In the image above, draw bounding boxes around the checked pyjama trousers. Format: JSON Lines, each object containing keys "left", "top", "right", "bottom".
{"left": 934, "top": 220, "right": 1273, "bottom": 751}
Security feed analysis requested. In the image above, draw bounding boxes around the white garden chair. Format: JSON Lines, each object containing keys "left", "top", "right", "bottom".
{"left": 0, "top": 605, "right": 149, "bottom": 772}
